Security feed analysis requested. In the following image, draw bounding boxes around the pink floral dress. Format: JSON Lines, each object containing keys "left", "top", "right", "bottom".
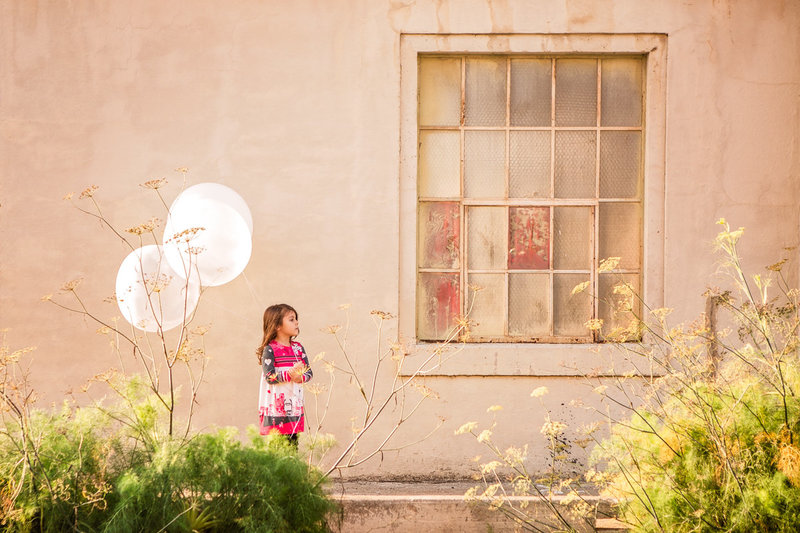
{"left": 258, "top": 340, "right": 312, "bottom": 435}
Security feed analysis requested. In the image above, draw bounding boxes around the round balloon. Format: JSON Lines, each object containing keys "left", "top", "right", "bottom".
{"left": 170, "top": 183, "right": 253, "bottom": 235}
{"left": 115, "top": 245, "right": 201, "bottom": 332}
{"left": 163, "top": 198, "right": 252, "bottom": 287}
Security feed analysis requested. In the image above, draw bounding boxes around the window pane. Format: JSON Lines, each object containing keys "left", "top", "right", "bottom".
{"left": 417, "top": 272, "right": 460, "bottom": 341}
{"left": 554, "top": 130, "right": 596, "bottom": 198}
{"left": 464, "top": 130, "right": 506, "bottom": 198}
{"left": 600, "top": 131, "right": 641, "bottom": 199}
{"left": 419, "top": 57, "right": 462, "bottom": 127}
{"left": 465, "top": 57, "right": 506, "bottom": 127}
{"left": 468, "top": 206, "right": 506, "bottom": 270}
{"left": 555, "top": 58, "right": 597, "bottom": 127}
{"left": 553, "top": 274, "right": 592, "bottom": 337}
{"left": 510, "top": 131, "right": 550, "bottom": 198}
{"left": 599, "top": 274, "right": 641, "bottom": 340}
{"left": 601, "top": 57, "right": 643, "bottom": 127}
{"left": 418, "top": 202, "right": 460, "bottom": 269}
{"left": 418, "top": 131, "right": 460, "bottom": 198}
{"left": 508, "top": 207, "right": 549, "bottom": 270}
{"left": 599, "top": 203, "right": 641, "bottom": 270}
{"left": 510, "top": 58, "right": 551, "bottom": 127}
{"left": 553, "top": 206, "right": 592, "bottom": 270}
{"left": 509, "top": 273, "right": 550, "bottom": 336}
{"left": 467, "top": 273, "right": 505, "bottom": 337}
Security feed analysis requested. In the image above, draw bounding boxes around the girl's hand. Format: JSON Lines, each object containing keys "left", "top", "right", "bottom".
{"left": 288, "top": 362, "right": 308, "bottom": 383}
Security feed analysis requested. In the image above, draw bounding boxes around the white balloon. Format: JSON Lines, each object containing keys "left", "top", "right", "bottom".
{"left": 115, "top": 245, "right": 201, "bottom": 332}
{"left": 170, "top": 183, "right": 253, "bottom": 235}
{"left": 163, "top": 199, "right": 252, "bottom": 287}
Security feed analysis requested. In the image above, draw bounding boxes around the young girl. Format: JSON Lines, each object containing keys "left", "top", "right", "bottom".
{"left": 256, "top": 304, "right": 313, "bottom": 447}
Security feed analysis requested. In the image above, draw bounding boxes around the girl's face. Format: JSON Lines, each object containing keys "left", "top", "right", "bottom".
{"left": 277, "top": 311, "right": 299, "bottom": 338}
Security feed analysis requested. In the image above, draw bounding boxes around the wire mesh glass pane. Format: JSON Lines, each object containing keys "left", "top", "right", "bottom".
{"left": 465, "top": 57, "right": 506, "bottom": 127}
{"left": 419, "top": 57, "right": 462, "bottom": 127}
{"left": 418, "top": 130, "right": 460, "bottom": 198}
{"left": 417, "top": 272, "right": 460, "bottom": 341}
{"left": 510, "top": 58, "right": 551, "bottom": 127}
{"left": 553, "top": 206, "right": 592, "bottom": 270}
{"left": 508, "top": 273, "right": 550, "bottom": 336}
{"left": 467, "top": 273, "right": 505, "bottom": 337}
{"left": 553, "top": 274, "right": 592, "bottom": 337}
{"left": 464, "top": 130, "right": 506, "bottom": 198}
{"left": 601, "top": 57, "right": 643, "bottom": 127}
{"left": 468, "top": 206, "right": 506, "bottom": 270}
{"left": 599, "top": 273, "right": 641, "bottom": 340}
{"left": 600, "top": 131, "right": 641, "bottom": 199}
{"left": 418, "top": 202, "right": 460, "bottom": 269}
{"left": 555, "top": 58, "right": 597, "bottom": 127}
{"left": 510, "top": 131, "right": 550, "bottom": 198}
{"left": 599, "top": 202, "right": 641, "bottom": 270}
{"left": 554, "top": 131, "right": 596, "bottom": 198}
{"left": 508, "top": 207, "right": 549, "bottom": 270}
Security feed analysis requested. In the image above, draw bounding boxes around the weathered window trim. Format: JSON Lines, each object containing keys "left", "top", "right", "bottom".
{"left": 399, "top": 34, "right": 667, "bottom": 376}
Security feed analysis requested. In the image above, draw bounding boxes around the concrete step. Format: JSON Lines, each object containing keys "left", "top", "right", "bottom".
{"left": 326, "top": 481, "right": 623, "bottom": 533}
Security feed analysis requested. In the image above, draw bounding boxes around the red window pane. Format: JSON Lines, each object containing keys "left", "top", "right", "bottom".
{"left": 417, "top": 272, "right": 461, "bottom": 340}
{"left": 508, "top": 207, "right": 550, "bottom": 269}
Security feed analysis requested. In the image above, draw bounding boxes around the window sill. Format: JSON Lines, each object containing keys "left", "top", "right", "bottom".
{"left": 402, "top": 341, "right": 664, "bottom": 377}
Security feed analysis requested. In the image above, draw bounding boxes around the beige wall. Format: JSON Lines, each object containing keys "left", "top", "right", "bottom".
{"left": 1, "top": 0, "right": 799, "bottom": 478}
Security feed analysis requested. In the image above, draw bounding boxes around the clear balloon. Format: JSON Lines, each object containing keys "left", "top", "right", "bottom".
{"left": 163, "top": 198, "right": 252, "bottom": 287}
{"left": 170, "top": 183, "right": 253, "bottom": 235}
{"left": 115, "top": 245, "right": 201, "bottom": 332}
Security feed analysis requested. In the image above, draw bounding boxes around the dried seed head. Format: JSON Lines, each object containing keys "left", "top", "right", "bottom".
{"left": 141, "top": 178, "right": 167, "bottom": 190}
{"left": 79, "top": 185, "right": 99, "bottom": 199}
{"left": 60, "top": 278, "right": 83, "bottom": 292}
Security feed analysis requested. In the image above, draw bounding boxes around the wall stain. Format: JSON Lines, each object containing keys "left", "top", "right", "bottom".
{"left": 487, "top": 0, "right": 513, "bottom": 33}
{"left": 387, "top": 0, "right": 415, "bottom": 33}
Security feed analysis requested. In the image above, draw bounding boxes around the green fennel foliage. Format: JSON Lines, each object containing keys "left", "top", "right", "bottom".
{"left": 0, "top": 374, "right": 334, "bottom": 532}
{"left": 592, "top": 223, "right": 800, "bottom": 532}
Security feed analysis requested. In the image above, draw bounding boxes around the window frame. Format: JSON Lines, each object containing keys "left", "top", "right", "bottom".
{"left": 399, "top": 34, "right": 667, "bottom": 376}
{"left": 416, "top": 54, "right": 646, "bottom": 343}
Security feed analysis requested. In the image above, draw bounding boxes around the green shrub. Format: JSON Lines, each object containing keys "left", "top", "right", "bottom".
{"left": 592, "top": 222, "right": 800, "bottom": 532}
{"left": 104, "top": 429, "right": 335, "bottom": 533}
{"left": 0, "top": 375, "right": 334, "bottom": 533}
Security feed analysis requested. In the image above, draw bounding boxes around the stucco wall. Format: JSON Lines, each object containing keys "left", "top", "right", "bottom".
{"left": 1, "top": 0, "right": 799, "bottom": 478}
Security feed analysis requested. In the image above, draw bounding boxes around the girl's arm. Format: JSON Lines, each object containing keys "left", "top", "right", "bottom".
{"left": 262, "top": 346, "right": 289, "bottom": 384}
{"left": 298, "top": 344, "right": 313, "bottom": 383}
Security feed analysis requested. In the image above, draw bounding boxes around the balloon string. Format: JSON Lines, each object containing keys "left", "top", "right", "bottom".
{"left": 241, "top": 271, "right": 264, "bottom": 308}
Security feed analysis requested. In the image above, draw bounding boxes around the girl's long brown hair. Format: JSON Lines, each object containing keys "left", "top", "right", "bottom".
{"left": 256, "top": 303, "right": 298, "bottom": 365}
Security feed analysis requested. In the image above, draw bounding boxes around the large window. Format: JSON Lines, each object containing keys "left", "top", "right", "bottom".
{"left": 416, "top": 55, "right": 644, "bottom": 342}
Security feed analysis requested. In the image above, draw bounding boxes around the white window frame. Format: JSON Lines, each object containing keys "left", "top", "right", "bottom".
{"left": 399, "top": 34, "right": 667, "bottom": 376}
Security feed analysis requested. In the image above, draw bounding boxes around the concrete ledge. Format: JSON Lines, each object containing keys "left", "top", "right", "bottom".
{"left": 327, "top": 481, "right": 620, "bottom": 533}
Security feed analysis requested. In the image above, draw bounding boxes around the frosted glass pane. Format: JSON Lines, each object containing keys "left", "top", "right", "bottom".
{"left": 553, "top": 207, "right": 592, "bottom": 270}
{"left": 465, "top": 57, "right": 506, "bottom": 127}
{"left": 555, "top": 59, "right": 597, "bottom": 127}
{"left": 418, "top": 202, "right": 460, "bottom": 269}
{"left": 509, "top": 273, "right": 550, "bottom": 336}
{"left": 599, "top": 274, "right": 641, "bottom": 340}
{"left": 417, "top": 272, "right": 460, "bottom": 341}
{"left": 508, "top": 207, "right": 550, "bottom": 270}
{"left": 601, "top": 57, "right": 643, "bottom": 127}
{"left": 600, "top": 131, "right": 642, "bottom": 199}
{"left": 553, "top": 274, "right": 592, "bottom": 337}
{"left": 464, "top": 130, "right": 505, "bottom": 198}
{"left": 510, "top": 131, "right": 550, "bottom": 198}
{"left": 510, "top": 58, "right": 551, "bottom": 127}
{"left": 468, "top": 206, "right": 506, "bottom": 270}
{"left": 418, "top": 131, "right": 460, "bottom": 198}
{"left": 554, "top": 131, "right": 596, "bottom": 198}
{"left": 419, "top": 57, "right": 462, "bottom": 127}
{"left": 468, "top": 273, "right": 505, "bottom": 337}
{"left": 599, "top": 203, "right": 641, "bottom": 270}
